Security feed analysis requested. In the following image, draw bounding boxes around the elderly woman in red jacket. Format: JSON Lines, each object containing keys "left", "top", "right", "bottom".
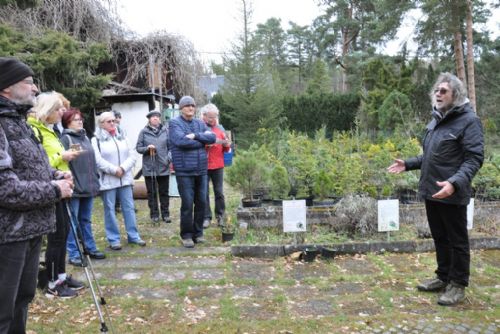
{"left": 200, "top": 103, "right": 231, "bottom": 228}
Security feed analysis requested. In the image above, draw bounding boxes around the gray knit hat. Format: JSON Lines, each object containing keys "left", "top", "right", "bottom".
{"left": 0, "top": 57, "right": 34, "bottom": 91}
{"left": 178, "top": 96, "right": 196, "bottom": 109}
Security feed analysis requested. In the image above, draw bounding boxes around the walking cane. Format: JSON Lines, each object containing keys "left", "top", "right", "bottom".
{"left": 150, "top": 147, "right": 160, "bottom": 226}
{"left": 65, "top": 200, "right": 115, "bottom": 333}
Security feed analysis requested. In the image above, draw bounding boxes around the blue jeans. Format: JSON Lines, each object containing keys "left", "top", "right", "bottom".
{"left": 101, "top": 186, "right": 141, "bottom": 246}
{"left": 0, "top": 237, "right": 41, "bottom": 334}
{"left": 205, "top": 168, "right": 225, "bottom": 220}
{"left": 176, "top": 175, "right": 207, "bottom": 240}
{"left": 66, "top": 197, "right": 98, "bottom": 260}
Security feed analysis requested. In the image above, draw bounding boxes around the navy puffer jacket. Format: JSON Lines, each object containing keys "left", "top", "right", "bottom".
{"left": 168, "top": 116, "right": 216, "bottom": 176}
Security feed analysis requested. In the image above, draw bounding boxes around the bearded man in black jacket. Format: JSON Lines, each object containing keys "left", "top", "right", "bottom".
{"left": 388, "top": 72, "right": 484, "bottom": 306}
{"left": 0, "top": 57, "right": 74, "bottom": 333}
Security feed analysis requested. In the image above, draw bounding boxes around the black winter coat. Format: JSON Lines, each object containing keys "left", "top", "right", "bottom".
{"left": 0, "top": 96, "right": 60, "bottom": 244}
{"left": 405, "top": 102, "right": 484, "bottom": 205}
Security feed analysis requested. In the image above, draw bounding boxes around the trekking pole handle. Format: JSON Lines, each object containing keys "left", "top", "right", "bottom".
{"left": 148, "top": 146, "right": 156, "bottom": 156}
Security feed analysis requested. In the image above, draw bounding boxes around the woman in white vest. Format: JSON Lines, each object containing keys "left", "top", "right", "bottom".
{"left": 92, "top": 111, "right": 145, "bottom": 250}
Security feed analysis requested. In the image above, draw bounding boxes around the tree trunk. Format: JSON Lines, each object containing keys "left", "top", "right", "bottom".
{"left": 453, "top": 31, "right": 466, "bottom": 85}
{"left": 466, "top": 0, "right": 476, "bottom": 112}
{"left": 339, "top": 5, "right": 353, "bottom": 93}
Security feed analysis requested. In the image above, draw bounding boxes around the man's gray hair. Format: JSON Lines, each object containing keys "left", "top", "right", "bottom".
{"left": 430, "top": 72, "right": 468, "bottom": 107}
{"left": 200, "top": 103, "right": 219, "bottom": 115}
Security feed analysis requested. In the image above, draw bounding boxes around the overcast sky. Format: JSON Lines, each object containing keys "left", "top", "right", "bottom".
{"left": 117, "top": 0, "right": 499, "bottom": 66}
{"left": 117, "top": 0, "right": 322, "bottom": 65}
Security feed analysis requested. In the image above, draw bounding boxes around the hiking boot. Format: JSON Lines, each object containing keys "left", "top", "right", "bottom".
{"left": 46, "top": 282, "right": 77, "bottom": 299}
{"left": 68, "top": 258, "right": 83, "bottom": 267}
{"left": 65, "top": 275, "right": 85, "bottom": 291}
{"left": 163, "top": 216, "right": 172, "bottom": 224}
{"left": 203, "top": 219, "right": 211, "bottom": 228}
{"left": 151, "top": 217, "right": 160, "bottom": 224}
{"left": 437, "top": 282, "right": 466, "bottom": 306}
{"left": 194, "top": 236, "right": 206, "bottom": 244}
{"left": 130, "top": 239, "right": 146, "bottom": 247}
{"left": 88, "top": 250, "right": 106, "bottom": 260}
{"left": 216, "top": 216, "right": 223, "bottom": 227}
{"left": 181, "top": 238, "right": 195, "bottom": 248}
{"left": 109, "top": 244, "right": 122, "bottom": 251}
{"left": 417, "top": 277, "right": 447, "bottom": 292}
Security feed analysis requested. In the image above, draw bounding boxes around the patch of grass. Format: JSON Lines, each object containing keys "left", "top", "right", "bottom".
{"left": 371, "top": 287, "right": 396, "bottom": 309}
{"left": 219, "top": 295, "right": 240, "bottom": 321}
{"left": 366, "top": 253, "right": 395, "bottom": 276}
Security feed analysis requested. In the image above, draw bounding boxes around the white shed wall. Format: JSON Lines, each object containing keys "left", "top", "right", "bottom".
{"left": 112, "top": 101, "right": 149, "bottom": 175}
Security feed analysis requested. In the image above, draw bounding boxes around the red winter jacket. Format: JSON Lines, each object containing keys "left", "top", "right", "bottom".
{"left": 206, "top": 125, "right": 230, "bottom": 170}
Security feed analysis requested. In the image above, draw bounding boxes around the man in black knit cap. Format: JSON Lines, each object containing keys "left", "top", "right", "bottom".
{"left": 0, "top": 57, "right": 74, "bottom": 333}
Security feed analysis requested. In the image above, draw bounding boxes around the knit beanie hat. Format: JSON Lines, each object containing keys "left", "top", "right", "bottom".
{"left": 0, "top": 57, "right": 35, "bottom": 91}
{"left": 178, "top": 96, "right": 196, "bottom": 109}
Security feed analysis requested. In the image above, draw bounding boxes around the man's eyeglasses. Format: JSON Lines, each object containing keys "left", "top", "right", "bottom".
{"left": 21, "top": 79, "right": 36, "bottom": 86}
{"left": 434, "top": 88, "right": 449, "bottom": 95}
{"left": 103, "top": 119, "right": 116, "bottom": 124}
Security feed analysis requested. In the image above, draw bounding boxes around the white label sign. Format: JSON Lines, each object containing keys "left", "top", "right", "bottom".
{"left": 467, "top": 198, "right": 474, "bottom": 230}
{"left": 378, "top": 199, "right": 399, "bottom": 232}
{"left": 283, "top": 200, "right": 307, "bottom": 232}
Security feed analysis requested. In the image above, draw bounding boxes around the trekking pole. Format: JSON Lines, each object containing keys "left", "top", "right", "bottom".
{"left": 149, "top": 147, "right": 159, "bottom": 226}
{"left": 65, "top": 201, "right": 115, "bottom": 333}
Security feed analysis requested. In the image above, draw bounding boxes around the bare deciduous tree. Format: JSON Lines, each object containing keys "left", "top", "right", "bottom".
{"left": 0, "top": 0, "right": 204, "bottom": 99}
{"left": 112, "top": 31, "right": 204, "bottom": 100}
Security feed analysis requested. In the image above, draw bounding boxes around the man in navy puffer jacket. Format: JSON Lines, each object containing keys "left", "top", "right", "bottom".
{"left": 169, "top": 96, "right": 215, "bottom": 248}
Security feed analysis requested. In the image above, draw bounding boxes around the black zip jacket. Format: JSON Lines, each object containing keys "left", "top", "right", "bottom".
{"left": 405, "top": 101, "right": 484, "bottom": 205}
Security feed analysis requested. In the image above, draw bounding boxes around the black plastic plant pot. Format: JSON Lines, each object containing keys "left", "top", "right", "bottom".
{"left": 312, "top": 199, "right": 337, "bottom": 207}
{"left": 297, "top": 197, "right": 314, "bottom": 207}
{"left": 301, "top": 247, "right": 320, "bottom": 262}
{"left": 272, "top": 199, "right": 283, "bottom": 206}
{"left": 320, "top": 247, "right": 336, "bottom": 260}
{"left": 222, "top": 232, "right": 234, "bottom": 242}
{"left": 241, "top": 198, "right": 261, "bottom": 208}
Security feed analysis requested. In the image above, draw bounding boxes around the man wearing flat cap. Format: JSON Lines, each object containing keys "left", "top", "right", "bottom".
{"left": 136, "top": 110, "right": 171, "bottom": 224}
{"left": 169, "top": 96, "right": 215, "bottom": 248}
{"left": 0, "top": 57, "right": 73, "bottom": 333}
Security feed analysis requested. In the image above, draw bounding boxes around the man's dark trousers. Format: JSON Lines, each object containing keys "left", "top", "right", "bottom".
{"left": 205, "top": 168, "right": 225, "bottom": 220}
{"left": 177, "top": 175, "right": 208, "bottom": 240}
{"left": 0, "top": 237, "right": 42, "bottom": 334}
{"left": 425, "top": 200, "right": 470, "bottom": 287}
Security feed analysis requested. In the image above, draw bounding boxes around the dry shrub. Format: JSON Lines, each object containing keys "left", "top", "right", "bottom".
{"left": 335, "top": 194, "right": 378, "bottom": 236}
